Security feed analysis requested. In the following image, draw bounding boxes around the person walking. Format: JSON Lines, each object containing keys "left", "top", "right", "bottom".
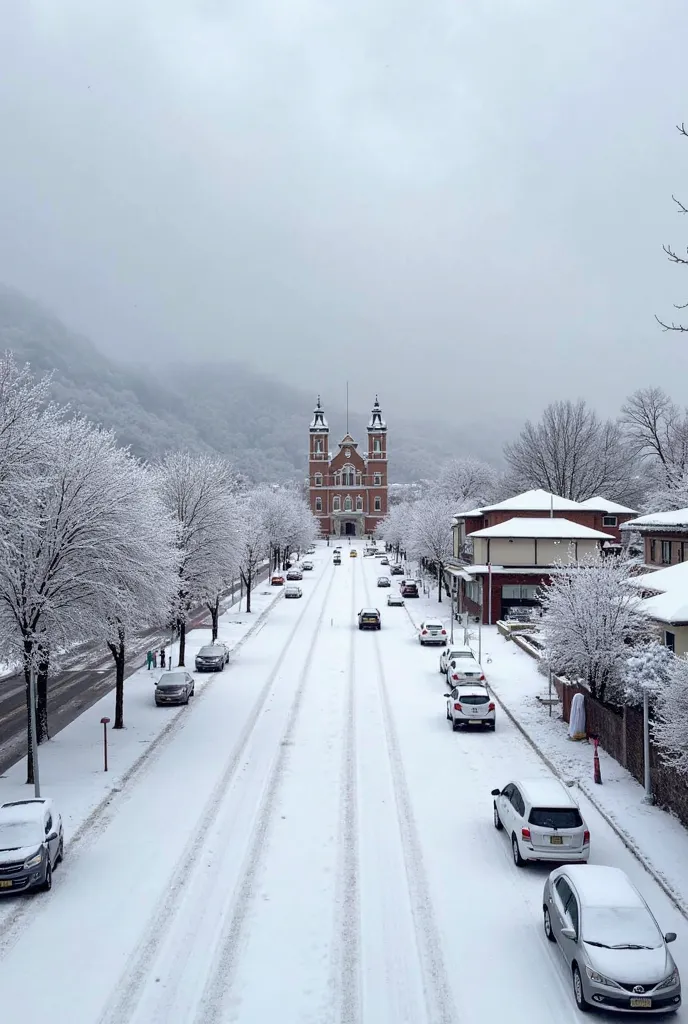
{"left": 146, "top": 650, "right": 154, "bottom": 671}
{"left": 160, "top": 647, "right": 166, "bottom": 669}
{"left": 152, "top": 649, "right": 158, "bottom": 668}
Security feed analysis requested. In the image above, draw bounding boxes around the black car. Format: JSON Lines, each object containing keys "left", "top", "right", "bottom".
{"left": 390, "top": 565, "right": 404, "bottom": 576}
{"left": 333, "top": 555, "right": 341, "bottom": 565}
{"left": 195, "top": 644, "right": 229, "bottom": 671}
{"left": 377, "top": 577, "right": 391, "bottom": 587}
{"left": 358, "top": 608, "right": 381, "bottom": 630}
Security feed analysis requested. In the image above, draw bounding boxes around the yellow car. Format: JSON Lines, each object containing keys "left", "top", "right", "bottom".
{"left": 349, "top": 549, "right": 358, "bottom": 557}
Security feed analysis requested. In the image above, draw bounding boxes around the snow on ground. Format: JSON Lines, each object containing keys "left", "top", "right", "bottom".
{"left": 0, "top": 546, "right": 687, "bottom": 1023}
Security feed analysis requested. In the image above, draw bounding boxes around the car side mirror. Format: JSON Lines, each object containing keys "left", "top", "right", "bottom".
{"left": 561, "top": 927, "right": 576, "bottom": 940}
{"left": 491, "top": 789, "right": 500, "bottom": 797}
{"left": 665, "top": 932, "right": 677, "bottom": 943}
{"left": 46, "top": 832, "right": 58, "bottom": 843}
{"left": 444, "top": 693, "right": 451, "bottom": 698}
{"left": 450, "top": 661, "right": 456, "bottom": 669}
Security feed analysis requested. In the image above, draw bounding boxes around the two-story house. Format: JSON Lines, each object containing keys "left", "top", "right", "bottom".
{"left": 626, "top": 559, "right": 688, "bottom": 655}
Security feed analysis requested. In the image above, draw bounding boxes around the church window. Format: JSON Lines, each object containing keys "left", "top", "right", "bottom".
{"left": 342, "top": 464, "right": 355, "bottom": 486}
{"left": 314, "top": 473, "right": 323, "bottom": 487}
{"left": 344, "top": 495, "right": 353, "bottom": 511}
{"left": 374, "top": 473, "right": 381, "bottom": 486}
{"left": 315, "top": 497, "right": 322, "bottom": 512}
{"left": 315, "top": 440, "right": 323, "bottom": 454}
{"left": 374, "top": 497, "right": 381, "bottom": 511}
{"left": 373, "top": 438, "right": 381, "bottom": 453}
{"left": 333, "top": 496, "right": 341, "bottom": 511}
{"left": 356, "top": 495, "right": 363, "bottom": 511}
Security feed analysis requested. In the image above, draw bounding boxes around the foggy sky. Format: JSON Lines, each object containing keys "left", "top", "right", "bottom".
{"left": 0, "top": 1, "right": 687, "bottom": 429}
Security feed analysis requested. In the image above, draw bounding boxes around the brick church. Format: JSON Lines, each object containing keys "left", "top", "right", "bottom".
{"left": 308, "top": 396, "right": 388, "bottom": 537}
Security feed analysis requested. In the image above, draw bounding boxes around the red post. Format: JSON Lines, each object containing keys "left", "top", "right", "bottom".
{"left": 592, "top": 736, "right": 602, "bottom": 784}
{"left": 100, "top": 717, "right": 110, "bottom": 772}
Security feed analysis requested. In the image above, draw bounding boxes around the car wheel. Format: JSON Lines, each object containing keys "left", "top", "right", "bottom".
{"left": 42, "top": 861, "right": 52, "bottom": 892}
{"left": 446, "top": 706, "right": 451, "bottom": 720}
{"left": 56, "top": 837, "right": 64, "bottom": 865}
{"left": 543, "top": 906, "right": 555, "bottom": 942}
{"left": 489, "top": 722, "right": 496, "bottom": 731}
{"left": 191, "top": 684, "right": 195, "bottom": 696}
{"left": 493, "top": 803, "right": 503, "bottom": 831}
{"left": 185, "top": 694, "right": 190, "bottom": 705}
{"left": 572, "top": 966, "right": 590, "bottom": 1012}
{"left": 452, "top": 719, "right": 460, "bottom": 732}
{"left": 512, "top": 834, "right": 525, "bottom": 867}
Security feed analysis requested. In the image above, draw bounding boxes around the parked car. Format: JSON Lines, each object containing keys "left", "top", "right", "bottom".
{"left": 271, "top": 574, "right": 285, "bottom": 586}
{"left": 286, "top": 569, "right": 303, "bottom": 581}
{"left": 380, "top": 557, "right": 389, "bottom": 565}
{"left": 350, "top": 549, "right": 358, "bottom": 558}
{"left": 387, "top": 592, "right": 404, "bottom": 607}
{"left": 401, "top": 581, "right": 419, "bottom": 598}
{"left": 440, "top": 646, "right": 476, "bottom": 675}
{"left": 491, "top": 778, "right": 590, "bottom": 868}
{"left": 358, "top": 608, "right": 381, "bottom": 630}
{"left": 195, "top": 643, "right": 229, "bottom": 672}
{"left": 302, "top": 560, "right": 314, "bottom": 570}
{"left": 418, "top": 620, "right": 447, "bottom": 645}
{"left": 155, "top": 670, "right": 195, "bottom": 706}
{"left": 543, "top": 864, "right": 681, "bottom": 1014}
{"left": 285, "top": 583, "right": 303, "bottom": 598}
{"left": 445, "top": 683, "right": 495, "bottom": 730}
{"left": 0, "top": 798, "right": 64, "bottom": 895}
{"left": 390, "top": 564, "right": 404, "bottom": 575}
{"left": 334, "top": 546, "right": 341, "bottom": 552}
{"left": 446, "top": 650, "right": 485, "bottom": 685}
{"left": 333, "top": 555, "right": 341, "bottom": 565}
{"left": 377, "top": 577, "right": 391, "bottom": 588}
{"left": 306, "top": 546, "right": 316, "bottom": 554}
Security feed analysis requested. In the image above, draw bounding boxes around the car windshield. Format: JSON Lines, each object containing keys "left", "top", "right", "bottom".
{"left": 583, "top": 907, "right": 663, "bottom": 949}
{"left": 529, "top": 807, "right": 582, "bottom": 829}
{"left": 425, "top": 623, "right": 442, "bottom": 630}
{"left": 198, "top": 647, "right": 220, "bottom": 656}
{"left": 450, "top": 651, "right": 474, "bottom": 659}
{"left": 0, "top": 820, "right": 43, "bottom": 850}
{"left": 158, "top": 674, "right": 186, "bottom": 687}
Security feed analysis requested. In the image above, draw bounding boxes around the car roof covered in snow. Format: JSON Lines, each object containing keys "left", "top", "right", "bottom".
{"left": 561, "top": 865, "right": 643, "bottom": 908}
{"left": 0, "top": 798, "right": 52, "bottom": 823}
{"left": 516, "top": 777, "right": 577, "bottom": 808}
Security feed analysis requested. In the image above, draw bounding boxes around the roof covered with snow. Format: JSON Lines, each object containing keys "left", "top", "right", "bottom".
{"left": 621, "top": 508, "right": 688, "bottom": 532}
{"left": 579, "top": 496, "right": 638, "bottom": 514}
{"left": 562, "top": 865, "right": 643, "bottom": 909}
{"left": 457, "top": 489, "right": 591, "bottom": 518}
{"left": 467, "top": 517, "right": 613, "bottom": 540}
{"left": 626, "top": 561, "right": 688, "bottom": 624}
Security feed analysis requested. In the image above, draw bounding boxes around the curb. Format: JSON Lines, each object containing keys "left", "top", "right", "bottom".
{"left": 488, "top": 677, "right": 688, "bottom": 923}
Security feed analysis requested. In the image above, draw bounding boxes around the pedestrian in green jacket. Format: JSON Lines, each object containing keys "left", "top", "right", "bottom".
{"left": 146, "top": 650, "right": 154, "bottom": 670}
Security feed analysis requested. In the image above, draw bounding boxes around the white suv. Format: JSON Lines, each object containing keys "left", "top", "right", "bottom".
{"left": 418, "top": 620, "right": 447, "bottom": 646}
{"left": 491, "top": 778, "right": 590, "bottom": 868}
{"left": 446, "top": 650, "right": 485, "bottom": 685}
{"left": 445, "top": 683, "right": 495, "bottom": 730}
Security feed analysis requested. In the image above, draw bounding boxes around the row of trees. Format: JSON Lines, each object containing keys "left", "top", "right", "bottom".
{"left": 0, "top": 354, "right": 317, "bottom": 781}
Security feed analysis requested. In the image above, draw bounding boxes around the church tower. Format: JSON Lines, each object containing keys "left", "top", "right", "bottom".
{"left": 308, "top": 396, "right": 329, "bottom": 530}
{"left": 366, "top": 395, "right": 388, "bottom": 532}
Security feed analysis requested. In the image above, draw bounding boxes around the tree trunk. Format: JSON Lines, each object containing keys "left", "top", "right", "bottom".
{"left": 36, "top": 646, "right": 50, "bottom": 743}
{"left": 207, "top": 595, "right": 220, "bottom": 641}
{"left": 108, "top": 625, "right": 127, "bottom": 729}
{"left": 437, "top": 564, "right": 443, "bottom": 603}
{"left": 178, "top": 618, "right": 187, "bottom": 666}
{"left": 23, "top": 639, "right": 36, "bottom": 785}
{"left": 243, "top": 569, "right": 253, "bottom": 613}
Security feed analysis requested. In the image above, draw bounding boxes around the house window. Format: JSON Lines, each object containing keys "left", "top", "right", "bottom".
{"left": 314, "top": 473, "right": 323, "bottom": 487}
{"left": 315, "top": 497, "right": 322, "bottom": 512}
{"left": 333, "top": 472, "right": 341, "bottom": 486}
{"left": 344, "top": 495, "right": 352, "bottom": 511}
{"left": 356, "top": 473, "right": 362, "bottom": 485}
{"left": 356, "top": 495, "right": 363, "bottom": 511}
{"left": 665, "top": 630, "right": 676, "bottom": 653}
{"left": 650, "top": 539, "right": 657, "bottom": 562}
{"left": 342, "top": 465, "right": 355, "bottom": 486}
{"left": 662, "top": 540, "right": 672, "bottom": 565}
{"left": 374, "top": 497, "right": 381, "bottom": 511}
{"left": 602, "top": 515, "right": 617, "bottom": 527}
{"left": 374, "top": 473, "right": 381, "bottom": 486}
{"left": 501, "top": 585, "right": 539, "bottom": 601}
{"left": 333, "top": 496, "right": 340, "bottom": 511}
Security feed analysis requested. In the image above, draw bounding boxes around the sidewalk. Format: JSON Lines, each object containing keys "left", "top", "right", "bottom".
{"left": 0, "top": 581, "right": 283, "bottom": 849}
{"left": 407, "top": 567, "right": 688, "bottom": 918}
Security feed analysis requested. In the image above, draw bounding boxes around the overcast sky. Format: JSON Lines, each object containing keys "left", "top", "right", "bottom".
{"left": 0, "top": 0, "right": 687, "bottom": 429}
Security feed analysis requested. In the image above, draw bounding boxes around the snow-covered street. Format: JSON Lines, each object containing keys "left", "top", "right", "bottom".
{"left": 1, "top": 544, "right": 687, "bottom": 1023}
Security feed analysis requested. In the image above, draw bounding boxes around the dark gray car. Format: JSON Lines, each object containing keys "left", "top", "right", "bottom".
{"left": 0, "top": 798, "right": 64, "bottom": 895}
{"left": 543, "top": 864, "right": 681, "bottom": 1014}
{"left": 155, "top": 670, "right": 195, "bottom": 706}
{"left": 195, "top": 644, "right": 229, "bottom": 672}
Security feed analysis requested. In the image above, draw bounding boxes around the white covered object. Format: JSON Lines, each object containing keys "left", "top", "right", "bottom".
{"left": 568, "top": 692, "right": 586, "bottom": 741}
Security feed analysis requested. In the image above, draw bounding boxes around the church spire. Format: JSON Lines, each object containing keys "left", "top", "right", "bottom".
{"left": 367, "top": 394, "right": 386, "bottom": 431}
{"left": 309, "top": 395, "right": 329, "bottom": 432}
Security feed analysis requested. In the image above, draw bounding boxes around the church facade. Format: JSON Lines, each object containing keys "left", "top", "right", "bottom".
{"left": 308, "top": 396, "right": 388, "bottom": 537}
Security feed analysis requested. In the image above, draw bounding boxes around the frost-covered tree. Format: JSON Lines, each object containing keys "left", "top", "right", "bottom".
{"left": 540, "top": 555, "right": 658, "bottom": 703}
{"left": 155, "top": 451, "right": 239, "bottom": 666}
{"left": 505, "top": 400, "right": 639, "bottom": 503}
{"left": 624, "top": 641, "right": 674, "bottom": 707}
{"left": 378, "top": 501, "right": 415, "bottom": 559}
{"left": 0, "top": 352, "right": 60, "bottom": 498}
{"left": 236, "top": 490, "right": 269, "bottom": 613}
{"left": 621, "top": 387, "right": 688, "bottom": 485}
{"left": 641, "top": 469, "right": 688, "bottom": 514}
{"left": 652, "top": 654, "right": 688, "bottom": 775}
{"left": 433, "top": 457, "right": 497, "bottom": 509}
{"left": 409, "top": 496, "right": 456, "bottom": 602}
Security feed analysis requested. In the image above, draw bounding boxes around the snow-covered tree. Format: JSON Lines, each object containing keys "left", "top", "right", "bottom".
{"left": 624, "top": 640, "right": 674, "bottom": 707}
{"left": 621, "top": 386, "right": 688, "bottom": 485}
{"left": 641, "top": 470, "right": 688, "bottom": 514}
{"left": 540, "top": 555, "right": 658, "bottom": 703}
{"left": 378, "top": 501, "right": 415, "bottom": 559}
{"left": 409, "top": 496, "right": 456, "bottom": 602}
{"left": 236, "top": 490, "right": 269, "bottom": 613}
{"left": 652, "top": 654, "right": 688, "bottom": 775}
{"left": 505, "top": 399, "right": 639, "bottom": 504}
{"left": 433, "top": 457, "right": 497, "bottom": 509}
{"left": 0, "top": 352, "right": 60, "bottom": 498}
{"left": 155, "top": 451, "right": 239, "bottom": 666}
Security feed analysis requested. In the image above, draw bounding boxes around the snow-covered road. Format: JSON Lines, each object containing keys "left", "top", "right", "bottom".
{"left": 1, "top": 544, "right": 687, "bottom": 1023}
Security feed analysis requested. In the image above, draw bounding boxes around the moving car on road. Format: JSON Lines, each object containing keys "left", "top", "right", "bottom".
{"left": 349, "top": 549, "right": 358, "bottom": 558}
{"left": 0, "top": 798, "right": 64, "bottom": 895}
{"left": 387, "top": 592, "right": 404, "bottom": 607}
{"left": 377, "top": 576, "right": 391, "bottom": 588}
{"left": 418, "top": 620, "right": 447, "bottom": 645}
{"left": 302, "top": 560, "right": 314, "bottom": 570}
{"left": 155, "top": 670, "right": 195, "bottom": 707}
{"left": 286, "top": 569, "right": 303, "bottom": 581}
{"left": 195, "top": 643, "right": 229, "bottom": 672}
{"left": 285, "top": 583, "right": 303, "bottom": 598}
{"left": 380, "top": 557, "right": 389, "bottom": 565}
{"left": 358, "top": 608, "right": 381, "bottom": 630}
{"left": 333, "top": 554, "right": 341, "bottom": 565}
{"left": 543, "top": 864, "right": 681, "bottom": 1014}
{"left": 445, "top": 683, "right": 495, "bottom": 731}
{"left": 401, "top": 581, "right": 419, "bottom": 597}
{"left": 390, "top": 564, "right": 404, "bottom": 575}
{"left": 491, "top": 778, "right": 590, "bottom": 868}
{"left": 271, "top": 574, "right": 285, "bottom": 586}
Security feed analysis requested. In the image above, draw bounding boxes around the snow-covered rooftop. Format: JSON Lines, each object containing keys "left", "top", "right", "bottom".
{"left": 467, "top": 517, "right": 614, "bottom": 540}
{"left": 580, "top": 496, "right": 638, "bottom": 515}
{"left": 621, "top": 508, "right": 688, "bottom": 532}
{"left": 627, "top": 561, "right": 688, "bottom": 623}
{"left": 457, "top": 488, "right": 590, "bottom": 518}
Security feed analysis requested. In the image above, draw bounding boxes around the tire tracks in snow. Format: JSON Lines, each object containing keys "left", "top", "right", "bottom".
{"left": 191, "top": 566, "right": 341, "bottom": 1024}
{"left": 361, "top": 568, "right": 459, "bottom": 1024}
{"left": 94, "top": 566, "right": 334, "bottom": 1024}
{"left": 330, "top": 556, "right": 361, "bottom": 1024}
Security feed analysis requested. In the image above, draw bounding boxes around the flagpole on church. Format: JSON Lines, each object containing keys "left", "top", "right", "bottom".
{"left": 346, "top": 381, "right": 349, "bottom": 435}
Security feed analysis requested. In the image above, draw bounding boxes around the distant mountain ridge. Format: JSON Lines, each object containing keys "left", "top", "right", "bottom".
{"left": 0, "top": 283, "right": 508, "bottom": 482}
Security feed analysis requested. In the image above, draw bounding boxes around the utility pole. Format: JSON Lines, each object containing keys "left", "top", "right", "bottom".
{"left": 29, "top": 664, "right": 41, "bottom": 797}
